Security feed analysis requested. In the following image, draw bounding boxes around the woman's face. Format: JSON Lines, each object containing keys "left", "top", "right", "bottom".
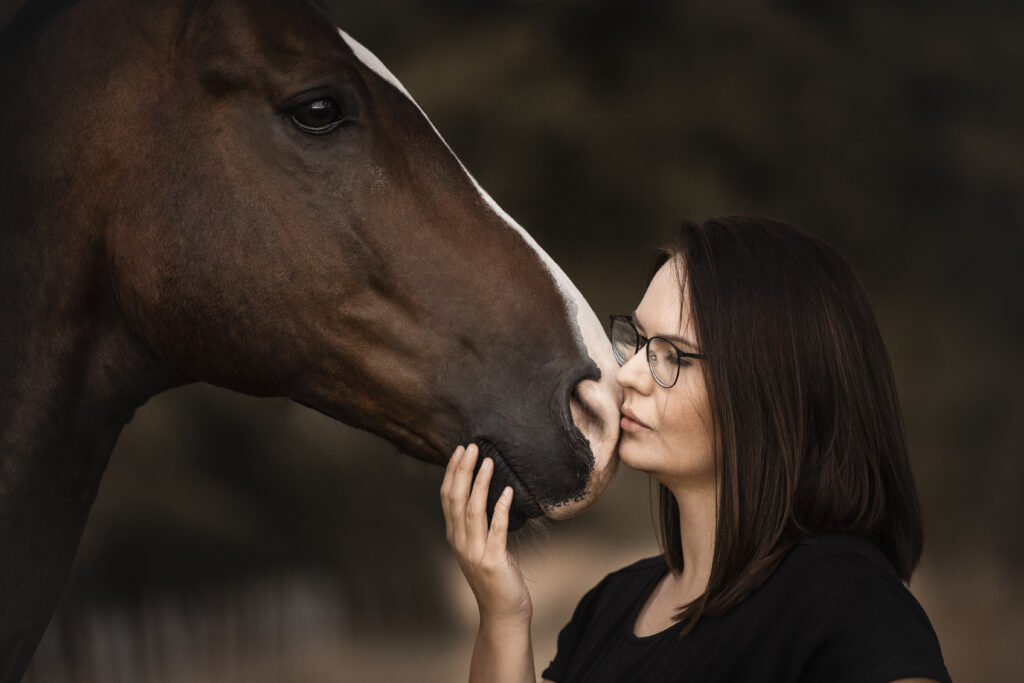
{"left": 616, "top": 258, "right": 715, "bottom": 489}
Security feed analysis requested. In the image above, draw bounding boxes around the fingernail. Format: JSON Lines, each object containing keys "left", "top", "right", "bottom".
{"left": 502, "top": 486, "right": 513, "bottom": 500}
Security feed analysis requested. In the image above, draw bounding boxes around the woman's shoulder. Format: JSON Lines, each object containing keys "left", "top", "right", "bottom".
{"left": 770, "top": 535, "right": 950, "bottom": 682}
{"left": 779, "top": 534, "right": 908, "bottom": 597}
{"left": 746, "top": 534, "right": 938, "bottom": 639}
{"left": 774, "top": 532, "right": 942, "bottom": 647}
{"left": 792, "top": 533, "right": 894, "bottom": 562}
{"left": 767, "top": 536, "right": 918, "bottom": 610}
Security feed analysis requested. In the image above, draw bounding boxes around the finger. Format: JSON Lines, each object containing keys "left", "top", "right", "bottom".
{"left": 440, "top": 445, "right": 464, "bottom": 505}
{"left": 466, "top": 457, "right": 494, "bottom": 550}
{"left": 452, "top": 443, "right": 478, "bottom": 503}
{"left": 440, "top": 447, "right": 463, "bottom": 515}
{"left": 450, "top": 443, "right": 479, "bottom": 541}
{"left": 485, "top": 486, "right": 514, "bottom": 558}
{"left": 441, "top": 446, "right": 465, "bottom": 540}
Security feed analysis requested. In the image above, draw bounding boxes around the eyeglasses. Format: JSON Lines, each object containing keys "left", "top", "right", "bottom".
{"left": 609, "top": 315, "right": 706, "bottom": 388}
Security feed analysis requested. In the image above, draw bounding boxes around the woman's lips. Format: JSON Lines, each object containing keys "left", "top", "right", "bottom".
{"left": 620, "top": 407, "right": 650, "bottom": 433}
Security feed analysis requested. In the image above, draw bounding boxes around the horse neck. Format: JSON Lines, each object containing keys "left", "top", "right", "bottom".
{"left": 0, "top": 3, "right": 200, "bottom": 677}
{"left": 0, "top": 243, "right": 174, "bottom": 468}
{"left": 0, "top": 17, "right": 179, "bottom": 674}
{"left": 0, "top": 0, "right": 174, "bottom": 454}
{"left": 0, "top": 219, "right": 177, "bottom": 671}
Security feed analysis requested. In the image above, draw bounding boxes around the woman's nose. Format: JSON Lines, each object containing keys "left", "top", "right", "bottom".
{"left": 615, "top": 350, "right": 652, "bottom": 393}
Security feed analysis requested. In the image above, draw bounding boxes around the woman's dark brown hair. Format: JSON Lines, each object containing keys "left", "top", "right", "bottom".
{"left": 656, "top": 216, "right": 923, "bottom": 633}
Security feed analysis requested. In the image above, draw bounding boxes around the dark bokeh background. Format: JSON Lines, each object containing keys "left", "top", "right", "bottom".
{"left": 25, "top": 1, "right": 1023, "bottom": 681}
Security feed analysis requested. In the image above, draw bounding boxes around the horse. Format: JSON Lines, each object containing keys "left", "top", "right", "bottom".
{"left": 0, "top": 0, "right": 623, "bottom": 679}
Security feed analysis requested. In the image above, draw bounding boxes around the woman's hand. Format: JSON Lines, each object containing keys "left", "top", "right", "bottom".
{"left": 442, "top": 443, "right": 538, "bottom": 682}
{"left": 441, "top": 443, "right": 532, "bottom": 625}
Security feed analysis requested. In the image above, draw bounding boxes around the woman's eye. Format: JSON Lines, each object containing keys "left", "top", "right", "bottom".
{"left": 661, "top": 350, "right": 689, "bottom": 367}
{"left": 290, "top": 98, "right": 346, "bottom": 134}
{"left": 648, "top": 348, "right": 678, "bottom": 364}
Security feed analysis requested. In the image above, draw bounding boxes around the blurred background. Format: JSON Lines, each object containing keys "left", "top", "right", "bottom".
{"left": 23, "top": 0, "right": 1023, "bottom": 681}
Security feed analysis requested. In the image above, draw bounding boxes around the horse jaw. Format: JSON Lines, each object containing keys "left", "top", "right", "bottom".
{"left": 338, "top": 29, "right": 623, "bottom": 518}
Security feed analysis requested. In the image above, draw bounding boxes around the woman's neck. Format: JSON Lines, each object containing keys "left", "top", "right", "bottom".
{"left": 667, "top": 478, "right": 718, "bottom": 601}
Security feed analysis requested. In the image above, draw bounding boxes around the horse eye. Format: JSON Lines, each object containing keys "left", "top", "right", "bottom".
{"left": 290, "top": 98, "right": 346, "bottom": 134}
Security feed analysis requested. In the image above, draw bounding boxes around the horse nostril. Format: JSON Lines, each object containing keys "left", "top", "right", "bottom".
{"left": 569, "top": 385, "right": 603, "bottom": 435}
{"left": 548, "top": 373, "right": 622, "bottom": 521}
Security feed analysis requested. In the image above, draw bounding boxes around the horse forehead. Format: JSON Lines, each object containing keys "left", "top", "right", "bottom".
{"left": 337, "top": 30, "right": 412, "bottom": 100}
{"left": 336, "top": 29, "right": 596, "bottom": 352}
{"left": 184, "top": 0, "right": 340, "bottom": 70}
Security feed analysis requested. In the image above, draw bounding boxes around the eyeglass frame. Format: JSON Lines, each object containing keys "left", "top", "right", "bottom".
{"left": 608, "top": 315, "right": 707, "bottom": 388}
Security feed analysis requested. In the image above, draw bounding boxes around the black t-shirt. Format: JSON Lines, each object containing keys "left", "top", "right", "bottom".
{"left": 542, "top": 535, "right": 951, "bottom": 683}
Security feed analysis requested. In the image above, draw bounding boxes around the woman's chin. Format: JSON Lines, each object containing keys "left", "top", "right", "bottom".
{"left": 617, "top": 435, "right": 648, "bottom": 472}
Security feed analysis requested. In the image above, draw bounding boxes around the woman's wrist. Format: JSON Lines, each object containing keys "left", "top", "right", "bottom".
{"left": 479, "top": 601, "right": 534, "bottom": 631}
{"left": 472, "top": 614, "right": 536, "bottom": 683}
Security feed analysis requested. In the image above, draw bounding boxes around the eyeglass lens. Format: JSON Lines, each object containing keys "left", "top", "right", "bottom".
{"left": 610, "top": 318, "right": 680, "bottom": 387}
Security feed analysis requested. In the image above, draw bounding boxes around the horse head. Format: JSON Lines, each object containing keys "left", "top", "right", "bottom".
{"left": 2, "top": 0, "right": 620, "bottom": 530}
{"left": 2, "top": 0, "right": 624, "bottom": 676}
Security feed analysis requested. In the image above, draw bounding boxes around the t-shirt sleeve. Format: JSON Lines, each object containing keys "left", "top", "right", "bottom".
{"left": 800, "top": 555, "right": 952, "bottom": 683}
{"left": 540, "top": 575, "right": 610, "bottom": 682}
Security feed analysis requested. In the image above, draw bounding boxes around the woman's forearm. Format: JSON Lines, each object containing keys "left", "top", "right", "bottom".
{"left": 441, "top": 447, "right": 538, "bottom": 682}
{"left": 469, "top": 615, "right": 536, "bottom": 683}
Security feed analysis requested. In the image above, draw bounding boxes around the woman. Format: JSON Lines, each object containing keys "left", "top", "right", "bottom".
{"left": 440, "top": 216, "right": 951, "bottom": 682}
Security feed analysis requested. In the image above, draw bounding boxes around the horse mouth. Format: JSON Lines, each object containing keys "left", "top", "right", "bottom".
{"left": 475, "top": 438, "right": 542, "bottom": 531}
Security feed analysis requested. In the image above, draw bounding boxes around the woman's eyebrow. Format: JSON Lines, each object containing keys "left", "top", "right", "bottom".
{"left": 631, "top": 310, "right": 699, "bottom": 350}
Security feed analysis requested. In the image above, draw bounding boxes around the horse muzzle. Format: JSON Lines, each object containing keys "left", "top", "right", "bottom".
{"left": 474, "top": 438, "right": 543, "bottom": 531}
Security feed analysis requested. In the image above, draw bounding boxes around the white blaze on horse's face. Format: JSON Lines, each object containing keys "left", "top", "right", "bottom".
{"left": 339, "top": 29, "right": 622, "bottom": 519}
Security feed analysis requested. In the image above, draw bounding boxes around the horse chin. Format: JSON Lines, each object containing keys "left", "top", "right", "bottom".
{"left": 507, "top": 509, "right": 530, "bottom": 533}
{"left": 474, "top": 437, "right": 620, "bottom": 531}
{"left": 541, "top": 452, "right": 620, "bottom": 521}
{"left": 475, "top": 439, "right": 543, "bottom": 531}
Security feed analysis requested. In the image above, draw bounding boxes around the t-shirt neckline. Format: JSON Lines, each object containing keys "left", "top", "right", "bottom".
{"left": 627, "top": 558, "right": 685, "bottom": 643}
